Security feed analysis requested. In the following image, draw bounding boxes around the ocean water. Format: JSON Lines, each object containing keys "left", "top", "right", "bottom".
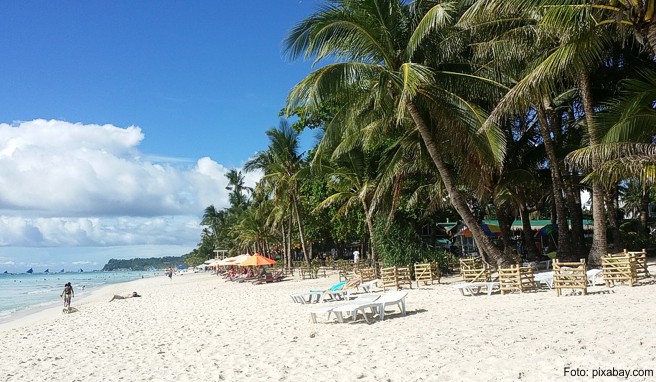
{"left": 0, "top": 271, "right": 156, "bottom": 321}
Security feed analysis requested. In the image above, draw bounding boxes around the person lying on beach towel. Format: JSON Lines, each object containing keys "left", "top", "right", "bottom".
{"left": 109, "top": 292, "right": 141, "bottom": 302}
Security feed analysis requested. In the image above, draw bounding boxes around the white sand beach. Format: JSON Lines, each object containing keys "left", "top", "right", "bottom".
{"left": 2, "top": 268, "right": 656, "bottom": 382}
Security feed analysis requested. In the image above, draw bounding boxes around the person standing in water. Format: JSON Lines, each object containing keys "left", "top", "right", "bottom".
{"left": 60, "top": 282, "right": 74, "bottom": 311}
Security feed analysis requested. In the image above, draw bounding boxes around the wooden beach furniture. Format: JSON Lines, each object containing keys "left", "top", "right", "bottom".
{"left": 380, "top": 266, "right": 412, "bottom": 291}
{"left": 498, "top": 265, "right": 536, "bottom": 294}
{"left": 413, "top": 262, "right": 440, "bottom": 287}
{"left": 553, "top": 259, "right": 588, "bottom": 296}
{"left": 459, "top": 257, "right": 491, "bottom": 283}
{"left": 358, "top": 267, "right": 377, "bottom": 283}
{"left": 625, "top": 249, "right": 650, "bottom": 280}
{"left": 601, "top": 253, "right": 637, "bottom": 287}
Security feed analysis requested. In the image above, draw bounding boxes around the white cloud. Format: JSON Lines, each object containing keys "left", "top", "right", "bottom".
{"left": 0, "top": 119, "right": 260, "bottom": 256}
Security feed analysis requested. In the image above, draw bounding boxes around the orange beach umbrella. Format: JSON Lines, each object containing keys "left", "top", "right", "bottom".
{"left": 239, "top": 254, "right": 276, "bottom": 266}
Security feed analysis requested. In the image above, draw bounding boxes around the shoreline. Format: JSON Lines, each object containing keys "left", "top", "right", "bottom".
{"left": 0, "top": 272, "right": 167, "bottom": 330}
{"left": 2, "top": 270, "right": 655, "bottom": 381}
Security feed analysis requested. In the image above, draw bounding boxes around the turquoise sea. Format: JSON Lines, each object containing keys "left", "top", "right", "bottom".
{"left": 0, "top": 271, "right": 156, "bottom": 321}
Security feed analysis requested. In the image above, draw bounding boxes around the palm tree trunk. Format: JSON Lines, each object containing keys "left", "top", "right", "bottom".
{"left": 536, "top": 106, "right": 572, "bottom": 260}
{"left": 406, "top": 101, "right": 509, "bottom": 266}
{"left": 519, "top": 204, "right": 540, "bottom": 259}
{"left": 579, "top": 73, "right": 608, "bottom": 265}
{"left": 291, "top": 191, "right": 310, "bottom": 266}
{"left": 494, "top": 202, "right": 514, "bottom": 259}
{"left": 640, "top": 190, "right": 650, "bottom": 234}
{"left": 361, "top": 200, "right": 377, "bottom": 262}
{"left": 604, "top": 184, "right": 623, "bottom": 250}
{"left": 561, "top": 171, "right": 587, "bottom": 260}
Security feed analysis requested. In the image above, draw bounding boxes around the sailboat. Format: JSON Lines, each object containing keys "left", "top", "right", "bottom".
{"left": 44, "top": 269, "right": 49, "bottom": 273}
{"left": 60, "top": 269, "right": 65, "bottom": 273}
{"left": 26, "top": 268, "right": 33, "bottom": 274}
{"left": 3, "top": 270, "right": 7, "bottom": 274}
{"left": 79, "top": 268, "right": 83, "bottom": 273}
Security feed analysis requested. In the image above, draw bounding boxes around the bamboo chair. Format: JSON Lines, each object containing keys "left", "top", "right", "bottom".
{"left": 358, "top": 267, "right": 377, "bottom": 283}
{"left": 602, "top": 253, "right": 637, "bottom": 287}
{"left": 553, "top": 259, "right": 588, "bottom": 296}
{"left": 414, "top": 263, "right": 433, "bottom": 287}
{"left": 380, "top": 266, "right": 413, "bottom": 291}
{"left": 625, "top": 249, "right": 650, "bottom": 280}
{"left": 459, "top": 257, "right": 491, "bottom": 283}
{"left": 498, "top": 265, "right": 536, "bottom": 294}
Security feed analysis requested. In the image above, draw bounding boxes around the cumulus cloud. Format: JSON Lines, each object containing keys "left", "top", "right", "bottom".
{"left": 0, "top": 119, "right": 259, "bottom": 250}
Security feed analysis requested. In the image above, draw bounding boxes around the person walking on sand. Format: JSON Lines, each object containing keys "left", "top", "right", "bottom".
{"left": 166, "top": 267, "right": 173, "bottom": 280}
{"left": 60, "top": 282, "right": 74, "bottom": 311}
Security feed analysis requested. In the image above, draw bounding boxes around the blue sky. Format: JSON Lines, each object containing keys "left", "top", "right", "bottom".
{"left": 0, "top": 1, "right": 322, "bottom": 272}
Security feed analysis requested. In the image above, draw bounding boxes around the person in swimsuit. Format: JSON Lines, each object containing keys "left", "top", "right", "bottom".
{"left": 60, "top": 282, "right": 74, "bottom": 309}
{"left": 109, "top": 292, "right": 141, "bottom": 302}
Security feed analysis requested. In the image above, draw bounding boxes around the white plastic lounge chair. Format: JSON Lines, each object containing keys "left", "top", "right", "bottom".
{"left": 291, "top": 290, "right": 348, "bottom": 304}
{"left": 309, "top": 294, "right": 380, "bottom": 323}
{"left": 534, "top": 272, "right": 554, "bottom": 289}
{"left": 364, "top": 291, "right": 408, "bottom": 321}
{"left": 586, "top": 269, "right": 602, "bottom": 286}
{"left": 361, "top": 279, "right": 380, "bottom": 293}
{"left": 452, "top": 281, "right": 499, "bottom": 296}
{"left": 332, "top": 291, "right": 408, "bottom": 323}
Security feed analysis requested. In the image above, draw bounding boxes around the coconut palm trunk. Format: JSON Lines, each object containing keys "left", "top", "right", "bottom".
{"left": 536, "top": 107, "right": 573, "bottom": 260}
{"left": 361, "top": 199, "right": 377, "bottom": 263}
{"left": 519, "top": 205, "right": 540, "bottom": 258}
{"left": 579, "top": 73, "right": 608, "bottom": 265}
{"left": 406, "top": 101, "right": 509, "bottom": 266}
{"left": 291, "top": 191, "right": 311, "bottom": 266}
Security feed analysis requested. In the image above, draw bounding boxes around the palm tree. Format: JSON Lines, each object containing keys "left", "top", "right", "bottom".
{"left": 463, "top": 0, "right": 622, "bottom": 263}
{"left": 225, "top": 169, "right": 252, "bottom": 209}
{"left": 244, "top": 120, "right": 311, "bottom": 265}
{"left": 315, "top": 148, "right": 382, "bottom": 261}
{"left": 285, "top": 0, "right": 512, "bottom": 265}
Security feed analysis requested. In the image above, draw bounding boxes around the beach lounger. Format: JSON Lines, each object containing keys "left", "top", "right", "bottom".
{"left": 586, "top": 269, "right": 602, "bottom": 286}
{"left": 309, "top": 294, "right": 380, "bottom": 323}
{"left": 452, "top": 281, "right": 499, "bottom": 296}
{"left": 361, "top": 279, "right": 380, "bottom": 293}
{"left": 534, "top": 272, "right": 554, "bottom": 289}
{"left": 332, "top": 291, "right": 408, "bottom": 323}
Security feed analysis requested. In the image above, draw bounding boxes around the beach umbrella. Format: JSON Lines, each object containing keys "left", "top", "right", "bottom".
{"left": 218, "top": 254, "right": 251, "bottom": 266}
{"left": 457, "top": 223, "right": 501, "bottom": 237}
{"left": 534, "top": 224, "right": 557, "bottom": 237}
{"left": 239, "top": 254, "right": 276, "bottom": 267}
{"left": 534, "top": 223, "right": 558, "bottom": 251}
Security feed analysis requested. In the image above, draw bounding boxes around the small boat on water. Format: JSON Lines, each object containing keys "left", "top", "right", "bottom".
{"left": 60, "top": 269, "right": 65, "bottom": 273}
{"left": 3, "top": 270, "right": 7, "bottom": 274}
{"left": 44, "top": 269, "right": 49, "bottom": 273}
{"left": 79, "top": 268, "right": 84, "bottom": 273}
{"left": 26, "top": 268, "right": 33, "bottom": 274}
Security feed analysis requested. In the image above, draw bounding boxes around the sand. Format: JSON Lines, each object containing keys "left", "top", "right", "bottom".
{"left": 1, "top": 267, "right": 656, "bottom": 382}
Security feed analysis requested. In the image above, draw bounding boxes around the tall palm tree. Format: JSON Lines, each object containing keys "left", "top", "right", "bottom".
{"left": 315, "top": 148, "right": 382, "bottom": 261}
{"left": 225, "top": 169, "right": 252, "bottom": 209}
{"left": 244, "top": 120, "right": 311, "bottom": 265}
{"left": 285, "top": 0, "right": 512, "bottom": 265}
{"left": 463, "top": 0, "right": 620, "bottom": 263}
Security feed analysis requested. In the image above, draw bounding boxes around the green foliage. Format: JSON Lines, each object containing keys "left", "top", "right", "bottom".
{"left": 102, "top": 256, "right": 185, "bottom": 271}
{"left": 619, "top": 220, "right": 655, "bottom": 250}
{"left": 372, "top": 216, "right": 452, "bottom": 272}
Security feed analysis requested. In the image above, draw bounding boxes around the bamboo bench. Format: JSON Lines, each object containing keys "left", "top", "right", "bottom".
{"left": 459, "top": 257, "right": 491, "bottom": 283}
{"left": 499, "top": 265, "right": 536, "bottom": 294}
{"left": 381, "top": 266, "right": 413, "bottom": 291}
{"left": 625, "top": 249, "right": 650, "bottom": 280}
{"left": 553, "top": 259, "right": 588, "bottom": 296}
{"left": 413, "top": 262, "right": 440, "bottom": 287}
{"left": 602, "top": 253, "right": 636, "bottom": 287}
